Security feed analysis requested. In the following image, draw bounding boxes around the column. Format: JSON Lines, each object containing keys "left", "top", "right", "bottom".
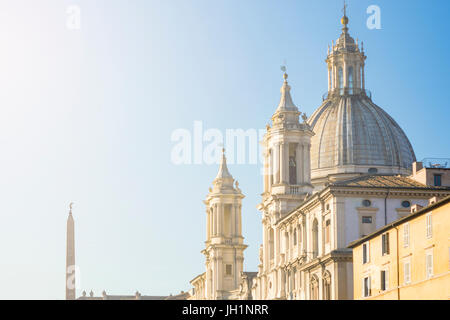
{"left": 216, "top": 204, "right": 221, "bottom": 236}
{"left": 334, "top": 65, "right": 338, "bottom": 91}
{"left": 206, "top": 209, "right": 210, "bottom": 240}
{"left": 356, "top": 63, "right": 361, "bottom": 90}
{"left": 231, "top": 204, "right": 236, "bottom": 238}
{"left": 263, "top": 224, "right": 268, "bottom": 271}
{"left": 264, "top": 151, "right": 269, "bottom": 192}
{"left": 284, "top": 142, "right": 290, "bottom": 183}
{"left": 327, "top": 68, "right": 331, "bottom": 91}
{"left": 213, "top": 259, "right": 218, "bottom": 298}
{"left": 238, "top": 205, "right": 242, "bottom": 236}
{"left": 302, "top": 144, "right": 308, "bottom": 184}
{"left": 302, "top": 220, "right": 307, "bottom": 256}
{"left": 280, "top": 142, "right": 286, "bottom": 184}
{"left": 274, "top": 227, "right": 280, "bottom": 265}
{"left": 211, "top": 206, "right": 216, "bottom": 236}
{"left": 220, "top": 204, "right": 224, "bottom": 236}
{"left": 362, "top": 65, "right": 365, "bottom": 90}
{"left": 305, "top": 143, "right": 311, "bottom": 183}
{"left": 280, "top": 269, "right": 286, "bottom": 298}
{"left": 343, "top": 61, "right": 347, "bottom": 88}
{"left": 268, "top": 149, "right": 273, "bottom": 190}
{"left": 274, "top": 143, "right": 280, "bottom": 184}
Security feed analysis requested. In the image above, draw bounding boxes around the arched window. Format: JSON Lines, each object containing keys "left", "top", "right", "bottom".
{"left": 338, "top": 67, "right": 344, "bottom": 94}
{"left": 285, "top": 231, "right": 289, "bottom": 252}
{"left": 302, "top": 223, "right": 306, "bottom": 251}
{"left": 288, "top": 270, "right": 293, "bottom": 295}
{"left": 312, "top": 219, "right": 319, "bottom": 258}
{"left": 223, "top": 204, "right": 231, "bottom": 237}
{"left": 289, "top": 143, "right": 297, "bottom": 185}
{"left": 310, "top": 275, "right": 319, "bottom": 300}
{"left": 323, "top": 271, "right": 332, "bottom": 300}
{"left": 348, "top": 66, "right": 354, "bottom": 94}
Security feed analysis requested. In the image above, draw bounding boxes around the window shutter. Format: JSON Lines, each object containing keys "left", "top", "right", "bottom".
{"left": 385, "top": 269, "right": 389, "bottom": 290}
{"left": 426, "top": 214, "right": 432, "bottom": 238}
{"left": 404, "top": 262, "right": 411, "bottom": 284}
{"left": 380, "top": 271, "right": 385, "bottom": 291}
{"left": 363, "top": 244, "right": 367, "bottom": 264}
{"left": 362, "top": 278, "right": 365, "bottom": 297}
{"left": 426, "top": 253, "right": 433, "bottom": 278}
{"left": 386, "top": 232, "right": 389, "bottom": 254}
{"left": 404, "top": 224, "right": 409, "bottom": 247}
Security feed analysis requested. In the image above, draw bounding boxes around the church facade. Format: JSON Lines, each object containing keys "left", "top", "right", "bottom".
{"left": 187, "top": 11, "right": 450, "bottom": 300}
{"left": 66, "top": 9, "right": 450, "bottom": 300}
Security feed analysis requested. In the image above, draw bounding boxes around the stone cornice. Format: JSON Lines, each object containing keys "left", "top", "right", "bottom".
{"left": 276, "top": 185, "right": 450, "bottom": 228}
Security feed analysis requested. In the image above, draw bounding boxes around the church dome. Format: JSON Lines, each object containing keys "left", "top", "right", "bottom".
{"left": 308, "top": 94, "right": 416, "bottom": 180}
{"left": 307, "top": 11, "right": 416, "bottom": 183}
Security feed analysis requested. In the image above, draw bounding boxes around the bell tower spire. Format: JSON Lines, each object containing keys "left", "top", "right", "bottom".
{"left": 257, "top": 71, "right": 314, "bottom": 298}
{"left": 342, "top": 0, "right": 349, "bottom": 32}
{"left": 262, "top": 71, "right": 314, "bottom": 202}
{"left": 202, "top": 149, "right": 247, "bottom": 299}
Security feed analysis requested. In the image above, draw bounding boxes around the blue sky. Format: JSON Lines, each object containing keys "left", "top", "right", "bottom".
{"left": 0, "top": 0, "right": 449, "bottom": 299}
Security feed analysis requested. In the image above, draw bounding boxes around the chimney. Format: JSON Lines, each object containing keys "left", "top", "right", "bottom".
{"left": 428, "top": 197, "right": 439, "bottom": 205}
{"left": 410, "top": 204, "right": 423, "bottom": 214}
{"left": 412, "top": 161, "right": 423, "bottom": 175}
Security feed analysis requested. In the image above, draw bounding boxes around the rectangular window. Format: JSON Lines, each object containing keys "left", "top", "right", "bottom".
{"left": 404, "top": 261, "right": 411, "bottom": 284}
{"left": 382, "top": 233, "right": 390, "bottom": 255}
{"left": 362, "top": 216, "right": 372, "bottom": 224}
{"left": 426, "top": 252, "right": 433, "bottom": 279}
{"left": 426, "top": 213, "right": 432, "bottom": 238}
{"left": 434, "top": 174, "right": 442, "bottom": 187}
{"left": 403, "top": 223, "right": 410, "bottom": 248}
{"left": 380, "top": 269, "right": 389, "bottom": 291}
{"left": 325, "top": 220, "right": 331, "bottom": 244}
{"left": 362, "top": 242, "right": 370, "bottom": 264}
{"left": 363, "top": 276, "right": 371, "bottom": 297}
{"left": 225, "top": 264, "right": 232, "bottom": 276}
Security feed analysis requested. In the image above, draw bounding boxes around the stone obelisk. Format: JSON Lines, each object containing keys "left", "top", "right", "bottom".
{"left": 66, "top": 203, "right": 76, "bottom": 300}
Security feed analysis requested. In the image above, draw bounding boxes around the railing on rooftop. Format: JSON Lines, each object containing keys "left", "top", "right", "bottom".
{"left": 322, "top": 88, "right": 372, "bottom": 101}
{"left": 421, "top": 158, "right": 450, "bottom": 169}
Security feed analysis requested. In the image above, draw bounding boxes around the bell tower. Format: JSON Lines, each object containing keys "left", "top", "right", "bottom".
{"left": 202, "top": 149, "right": 247, "bottom": 300}
{"left": 260, "top": 71, "right": 314, "bottom": 215}
{"left": 258, "top": 71, "right": 314, "bottom": 299}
